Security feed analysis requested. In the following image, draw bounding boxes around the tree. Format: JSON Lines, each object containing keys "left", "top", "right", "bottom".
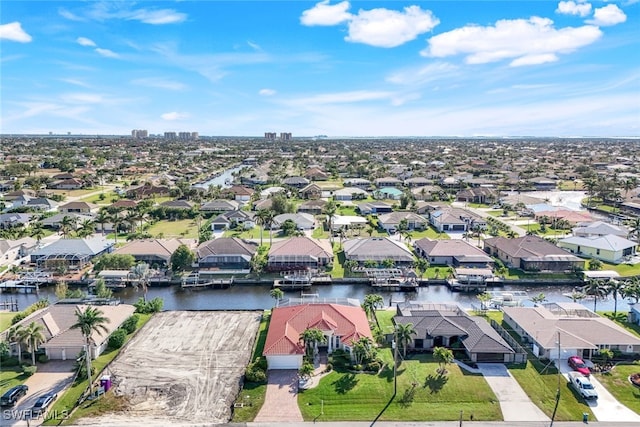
{"left": 530, "top": 293, "right": 547, "bottom": 306}
{"left": 132, "top": 263, "right": 150, "bottom": 301}
{"left": 415, "top": 258, "right": 429, "bottom": 278}
{"left": 93, "top": 253, "right": 135, "bottom": 271}
{"left": 433, "top": 346, "right": 454, "bottom": 375}
{"left": 59, "top": 215, "right": 77, "bottom": 238}
{"left": 257, "top": 209, "right": 276, "bottom": 246}
{"left": 606, "top": 278, "right": 626, "bottom": 316}
{"left": 95, "top": 209, "right": 111, "bottom": 236}
{"left": 477, "top": 292, "right": 492, "bottom": 311}
{"left": 71, "top": 306, "right": 110, "bottom": 395}
{"left": 93, "top": 278, "right": 113, "bottom": 299}
{"left": 627, "top": 217, "right": 640, "bottom": 243}
{"left": 280, "top": 219, "right": 298, "bottom": 236}
{"left": 567, "top": 291, "right": 586, "bottom": 303}
{"left": 29, "top": 221, "right": 45, "bottom": 243}
{"left": 77, "top": 219, "right": 95, "bottom": 238}
{"left": 20, "top": 322, "right": 45, "bottom": 366}
{"left": 299, "top": 361, "right": 315, "bottom": 379}
{"left": 395, "top": 322, "right": 416, "bottom": 358}
{"left": 381, "top": 258, "right": 396, "bottom": 269}
{"left": 322, "top": 200, "right": 338, "bottom": 243}
{"left": 583, "top": 278, "right": 608, "bottom": 312}
{"left": 7, "top": 326, "right": 24, "bottom": 364}
{"left": 351, "top": 337, "right": 375, "bottom": 365}
{"left": 362, "top": 294, "right": 384, "bottom": 326}
{"left": 300, "top": 327, "right": 326, "bottom": 358}
{"left": 623, "top": 277, "right": 640, "bottom": 303}
{"left": 269, "top": 288, "right": 284, "bottom": 307}
{"left": 170, "top": 244, "right": 195, "bottom": 273}
{"left": 588, "top": 258, "right": 603, "bottom": 271}
{"left": 343, "top": 259, "right": 359, "bottom": 274}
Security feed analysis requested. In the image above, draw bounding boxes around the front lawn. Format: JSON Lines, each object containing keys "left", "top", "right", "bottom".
{"left": 146, "top": 219, "right": 199, "bottom": 238}
{"left": 375, "top": 309, "right": 395, "bottom": 335}
{"left": 298, "top": 350, "right": 501, "bottom": 421}
{"left": 0, "top": 368, "right": 29, "bottom": 397}
{"left": 594, "top": 363, "right": 640, "bottom": 414}
{"left": 0, "top": 312, "right": 15, "bottom": 332}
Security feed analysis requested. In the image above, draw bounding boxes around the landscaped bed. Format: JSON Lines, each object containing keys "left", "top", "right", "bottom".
{"left": 594, "top": 363, "right": 640, "bottom": 415}
{"left": 298, "top": 350, "right": 502, "bottom": 421}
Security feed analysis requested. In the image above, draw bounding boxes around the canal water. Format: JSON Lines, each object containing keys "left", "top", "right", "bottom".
{"left": 193, "top": 164, "right": 248, "bottom": 189}
{"left": 1, "top": 282, "right": 627, "bottom": 313}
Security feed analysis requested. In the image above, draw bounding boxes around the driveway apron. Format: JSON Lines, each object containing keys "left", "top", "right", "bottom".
{"left": 477, "top": 363, "right": 550, "bottom": 422}
{"left": 254, "top": 370, "right": 303, "bottom": 422}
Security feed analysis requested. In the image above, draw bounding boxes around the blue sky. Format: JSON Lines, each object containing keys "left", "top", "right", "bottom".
{"left": 1, "top": 1, "right": 638, "bottom": 137}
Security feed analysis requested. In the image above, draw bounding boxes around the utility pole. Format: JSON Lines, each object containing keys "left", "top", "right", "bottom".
{"left": 550, "top": 331, "right": 561, "bottom": 427}
{"left": 393, "top": 325, "right": 398, "bottom": 397}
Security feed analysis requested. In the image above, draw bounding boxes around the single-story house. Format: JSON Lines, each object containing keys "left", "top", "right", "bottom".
{"left": 503, "top": 303, "right": 640, "bottom": 360}
{"left": 0, "top": 237, "right": 38, "bottom": 266}
{"left": 411, "top": 186, "right": 444, "bottom": 201}
{"left": 4, "top": 303, "right": 136, "bottom": 361}
{"left": 201, "top": 199, "right": 240, "bottom": 213}
{"left": 196, "top": 237, "right": 258, "bottom": 271}
{"left": 31, "top": 236, "right": 114, "bottom": 269}
{"left": 375, "top": 177, "right": 403, "bottom": 188}
{"left": 126, "top": 184, "right": 170, "bottom": 200}
{"left": 160, "top": 200, "right": 195, "bottom": 210}
{"left": 572, "top": 221, "right": 629, "bottom": 238}
{"left": 26, "top": 197, "right": 58, "bottom": 212}
{"left": 114, "top": 238, "right": 198, "bottom": 268}
{"left": 378, "top": 211, "right": 428, "bottom": 233}
{"left": 273, "top": 213, "right": 315, "bottom": 230}
{"left": 267, "top": 236, "right": 333, "bottom": 271}
{"left": 59, "top": 201, "right": 98, "bottom": 215}
{"left": 210, "top": 210, "right": 256, "bottom": 231}
{"left": 331, "top": 215, "right": 368, "bottom": 232}
{"left": 629, "top": 304, "right": 640, "bottom": 326}
{"left": 414, "top": 238, "right": 494, "bottom": 268}
{"left": 394, "top": 302, "right": 517, "bottom": 363}
{"left": 374, "top": 187, "right": 403, "bottom": 200}
{"left": 343, "top": 178, "right": 371, "bottom": 189}
{"left": 299, "top": 183, "right": 323, "bottom": 200}
{"left": 334, "top": 187, "right": 369, "bottom": 201}
{"left": 304, "top": 167, "right": 329, "bottom": 181}
{"left": 297, "top": 199, "right": 327, "bottom": 215}
{"left": 558, "top": 234, "right": 637, "bottom": 264}
{"left": 0, "top": 213, "right": 31, "bottom": 229}
{"left": 263, "top": 302, "right": 372, "bottom": 369}
{"left": 282, "top": 176, "right": 310, "bottom": 189}
{"left": 42, "top": 213, "right": 93, "bottom": 230}
{"left": 484, "top": 235, "right": 586, "bottom": 272}
{"left": 356, "top": 202, "right": 393, "bottom": 215}
{"left": 535, "top": 209, "right": 593, "bottom": 227}
{"left": 456, "top": 188, "right": 499, "bottom": 204}
{"left": 225, "top": 185, "right": 254, "bottom": 202}
{"left": 49, "top": 178, "right": 84, "bottom": 190}
{"left": 260, "top": 186, "right": 286, "bottom": 198}
{"left": 404, "top": 177, "right": 431, "bottom": 188}
{"left": 343, "top": 237, "right": 415, "bottom": 265}
{"left": 429, "top": 207, "right": 487, "bottom": 232}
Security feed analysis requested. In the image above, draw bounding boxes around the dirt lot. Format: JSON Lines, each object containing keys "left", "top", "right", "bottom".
{"left": 75, "top": 311, "right": 261, "bottom": 426}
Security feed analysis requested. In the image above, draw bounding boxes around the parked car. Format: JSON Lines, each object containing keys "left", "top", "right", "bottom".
{"left": 568, "top": 371, "right": 598, "bottom": 400}
{"left": 30, "top": 393, "right": 57, "bottom": 416}
{"left": 568, "top": 355, "right": 591, "bottom": 376}
{"left": 0, "top": 385, "right": 29, "bottom": 407}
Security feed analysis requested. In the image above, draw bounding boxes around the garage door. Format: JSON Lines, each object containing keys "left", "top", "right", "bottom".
{"left": 266, "top": 355, "right": 302, "bottom": 370}
{"left": 549, "top": 347, "right": 578, "bottom": 361}
{"left": 476, "top": 353, "right": 504, "bottom": 362}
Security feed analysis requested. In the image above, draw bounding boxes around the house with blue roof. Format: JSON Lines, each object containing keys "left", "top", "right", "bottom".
{"left": 31, "top": 236, "right": 114, "bottom": 270}
{"left": 374, "top": 187, "right": 403, "bottom": 200}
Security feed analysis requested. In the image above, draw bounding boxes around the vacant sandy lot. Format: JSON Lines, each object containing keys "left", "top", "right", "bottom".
{"left": 75, "top": 311, "right": 261, "bottom": 426}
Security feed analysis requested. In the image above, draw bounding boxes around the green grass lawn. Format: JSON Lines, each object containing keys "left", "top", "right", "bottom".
{"left": 375, "top": 309, "right": 396, "bottom": 335}
{"left": 312, "top": 227, "right": 329, "bottom": 239}
{"left": 146, "top": 219, "right": 199, "bottom": 238}
{"left": 0, "top": 312, "right": 15, "bottom": 332}
{"left": 597, "top": 261, "right": 640, "bottom": 277}
{"left": 407, "top": 225, "right": 449, "bottom": 240}
{"left": 223, "top": 227, "right": 271, "bottom": 240}
{"left": 232, "top": 311, "right": 270, "bottom": 423}
{"left": 44, "top": 314, "right": 153, "bottom": 426}
{"left": 593, "top": 363, "right": 640, "bottom": 414}
{"left": 0, "top": 368, "right": 29, "bottom": 398}
{"left": 79, "top": 190, "right": 119, "bottom": 205}
{"left": 331, "top": 244, "right": 345, "bottom": 278}
{"left": 298, "top": 350, "right": 502, "bottom": 421}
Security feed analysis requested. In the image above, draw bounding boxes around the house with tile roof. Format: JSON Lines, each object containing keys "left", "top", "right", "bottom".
{"left": 413, "top": 238, "right": 494, "bottom": 268}
{"left": 503, "top": 303, "right": 640, "bottom": 360}
{"left": 3, "top": 303, "right": 136, "bottom": 361}
{"left": 343, "top": 237, "right": 415, "bottom": 265}
{"left": 394, "top": 302, "right": 517, "bottom": 363}
{"left": 297, "top": 199, "right": 327, "bottom": 215}
{"left": 196, "top": 237, "right": 258, "bottom": 271}
{"left": 263, "top": 303, "right": 373, "bottom": 369}
{"left": 114, "top": 238, "right": 197, "bottom": 267}
{"left": 267, "top": 236, "right": 333, "bottom": 271}
{"left": 558, "top": 234, "right": 637, "bottom": 264}
{"left": 483, "top": 235, "right": 585, "bottom": 272}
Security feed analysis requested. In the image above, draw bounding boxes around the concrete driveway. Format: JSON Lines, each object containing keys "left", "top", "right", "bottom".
{"left": 476, "top": 363, "right": 550, "bottom": 422}
{"left": 558, "top": 360, "right": 640, "bottom": 422}
{"left": 254, "top": 370, "right": 303, "bottom": 422}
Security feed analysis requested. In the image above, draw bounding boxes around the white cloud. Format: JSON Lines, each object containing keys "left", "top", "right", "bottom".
{"left": 161, "top": 112, "right": 189, "bottom": 121}
{"left": 422, "top": 17, "right": 602, "bottom": 66}
{"left": 76, "top": 37, "right": 96, "bottom": 47}
{"left": 259, "top": 89, "right": 277, "bottom": 96}
{"left": 346, "top": 6, "right": 440, "bottom": 48}
{"left": 587, "top": 4, "right": 627, "bottom": 26}
{"left": 247, "top": 41, "right": 262, "bottom": 51}
{"left": 126, "top": 9, "right": 187, "bottom": 25}
{"left": 59, "top": 8, "right": 85, "bottom": 22}
{"left": 60, "top": 93, "right": 104, "bottom": 104}
{"left": 95, "top": 48, "right": 120, "bottom": 58}
{"left": 131, "top": 78, "right": 187, "bottom": 91}
{"left": 282, "top": 90, "right": 394, "bottom": 107}
{"left": 556, "top": 1, "right": 592, "bottom": 17}
{"left": 0, "top": 22, "right": 33, "bottom": 43}
{"left": 386, "top": 62, "right": 459, "bottom": 85}
{"left": 301, "top": 1, "right": 352, "bottom": 26}
{"left": 59, "top": 78, "right": 92, "bottom": 88}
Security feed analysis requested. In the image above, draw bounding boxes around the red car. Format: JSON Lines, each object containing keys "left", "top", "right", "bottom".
{"left": 568, "top": 356, "right": 590, "bottom": 376}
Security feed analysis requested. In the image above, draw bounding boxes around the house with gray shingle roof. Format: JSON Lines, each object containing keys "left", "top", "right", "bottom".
{"left": 378, "top": 211, "right": 428, "bottom": 233}
{"left": 558, "top": 234, "right": 637, "bottom": 264}
{"left": 114, "top": 238, "right": 197, "bottom": 268}
{"left": 483, "top": 235, "right": 585, "bottom": 272}
{"left": 197, "top": 237, "right": 258, "bottom": 271}
{"left": 394, "top": 302, "right": 516, "bottom": 363}
{"left": 343, "top": 237, "right": 414, "bottom": 265}
{"left": 414, "top": 238, "right": 494, "bottom": 268}
{"left": 30, "top": 236, "right": 114, "bottom": 269}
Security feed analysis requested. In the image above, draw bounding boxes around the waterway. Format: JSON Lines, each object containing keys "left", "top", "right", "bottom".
{"left": 193, "top": 164, "right": 248, "bottom": 189}
{"left": 1, "top": 282, "right": 627, "bottom": 313}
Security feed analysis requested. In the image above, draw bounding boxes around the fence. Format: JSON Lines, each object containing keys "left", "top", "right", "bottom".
{"left": 490, "top": 318, "right": 528, "bottom": 364}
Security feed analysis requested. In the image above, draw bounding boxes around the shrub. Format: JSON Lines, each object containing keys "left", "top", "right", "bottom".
{"left": 352, "top": 364, "right": 363, "bottom": 371}
{"left": 38, "top": 354, "right": 49, "bottom": 364}
{"left": 108, "top": 328, "right": 127, "bottom": 349}
{"left": 11, "top": 312, "right": 27, "bottom": 325}
{"left": 23, "top": 365, "right": 37, "bottom": 377}
{"left": 121, "top": 314, "right": 139, "bottom": 334}
{"left": 325, "top": 363, "right": 333, "bottom": 372}
{"left": 253, "top": 356, "right": 268, "bottom": 371}
{"left": 1, "top": 356, "right": 20, "bottom": 366}
{"left": 134, "top": 297, "right": 164, "bottom": 314}
{"left": 365, "top": 361, "right": 381, "bottom": 372}
{"left": 245, "top": 362, "right": 267, "bottom": 383}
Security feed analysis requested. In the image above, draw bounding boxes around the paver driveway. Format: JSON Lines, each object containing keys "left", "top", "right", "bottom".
{"left": 254, "top": 370, "right": 303, "bottom": 422}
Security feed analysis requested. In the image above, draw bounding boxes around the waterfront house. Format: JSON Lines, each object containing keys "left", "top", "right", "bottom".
{"left": 226, "top": 185, "right": 254, "bottom": 203}
{"left": 4, "top": 303, "right": 136, "bottom": 361}
{"left": 378, "top": 211, "right": 428, "bottom": 233}
{"left": 503, "top": 303, "right": 640, "bottom": 360}
{"left": 557, "top": 234, "right": 637, "bottom": 264}
{"left": 483, "top": 235, "right": 585, "bottom": 272}
{"left": 394, "top": 302, "right": 517, "bottom": 363}
{"left": 343, "top": 237, "right": 415, "bottom": 266}
{"left": 267, "top": 236, "right": 333, "bottom": 271}
{"left": 263, "top": 302, "right": 372, "bottom": 369}
{"left": 31, "top": 236, "right": 114, "bottom": 270}
{"left": 0, "top": 237, "right": 37, "bottom": 267}
{"left": 196, "top": 237, "right": 258, "bottom": 272}
{"left": 572, "top": 221, "right": 629, "bottom": 238}
{"left": 414, "top": 238, "right": 494, "bottom": 268}
{"left": 114, "top": 238, "right": 197, "bottom": 268}
{"left": 41, "top": 213, "right": 94, "bottom": 230}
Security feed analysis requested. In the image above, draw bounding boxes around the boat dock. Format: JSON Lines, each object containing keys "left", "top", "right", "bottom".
{"left": 181, "top": 271, "right": 234, "bottom": 289}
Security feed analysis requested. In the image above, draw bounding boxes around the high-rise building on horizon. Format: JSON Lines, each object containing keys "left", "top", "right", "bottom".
{"left": 280, "top": 132, "right": 292, "bottom": 141}
{"left": 265, "top": 132, "right": 277, "bottom": 140}
{"left": 131, "top": 129, "right": 148, "bottom": 138}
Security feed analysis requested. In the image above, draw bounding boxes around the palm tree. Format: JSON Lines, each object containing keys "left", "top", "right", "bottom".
{"left": 583, "top": 278, "right": 608, "bottom": 312}
{"left": 255, "top": 209, "right": 270, "bottom": 247}
{"left": 351, "top": 337, "right": 374, "bottom": 365}
{"left": 59, "top": 215, "right": 77, "bottom": 238}
{"left": 607, "top": 278, "right": 626, "bottom": 316}
{"left": 7, "top": 326, "right": 24, "bottom": 364}
{"left": 29, "top": 221, "right": 45, "bottom": 243}
{"left": 395, "top": 322, "right": 416, "bottom": 358}
{"left": 269, "top": 288, "right": 284, "bottom": 307}
{"left": 77, "top": 219, "right": 96, "bottom": 238}
{"left": 95, "top": 209, "right": 111, "bottom": 236}
{"left": 629, "top": 217, "right": 640, "bottom": 243}
{"left": 300, "top": 327, "right": 326, "bottom": 358}
{"left": 567, "top": 291, "right": 586, "bottom": 303}
{"left": 260, "top": 209, "right": 276, "bottom": 246}
{"left": 71, "top": 306, "right": 110, "bottom": 395}
{"left": 623, "top": 277, "right": 640, "bottom": 303}
{"left": 322, "top": 200, "right": 338, "bottom": 243}
{"left": 477, "top": 292, "right": 492, "bottom": 311}
{"left": 132, "top": 263, "right": 150, "bottom": 301}
{"left": 361, "top": 294, "right": 384, "bottom": 325}
{"left": 433, "top": 346, "right": 454, "bottom": 375}
{"left": 530, "top": 293, "right": 547, "bottom": 306}
{"left": 20, "top": 322, "right": 45, "bottom": 366}
{"left": 414, "top": 258, "right": 429, "bottom": 278}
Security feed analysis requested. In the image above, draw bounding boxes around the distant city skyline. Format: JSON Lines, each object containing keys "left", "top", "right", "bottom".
{"left": 1, "top": 1, "right": 639, "bottom": 137}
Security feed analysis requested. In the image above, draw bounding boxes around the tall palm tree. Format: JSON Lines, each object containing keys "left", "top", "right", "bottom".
{"left": 269, "top": 288, "right": 284, "bottom": 307}
{"left": 607, "top": 279, "right": 626, "bottom": 316}
{"left": 71, "top": 306, "right": 110, "bottom": 395}
{"left": 583, "top": 278, "right": 608, "bottom": 312}
{"left": 322, "top": 200, "right": 338, "bottom": 243}
{"left": 7, "top": 326, "right": 25, "bottom": 364}
{"left": 362, "top": 294, "right": 384, "bottom": 325}
{"left": 299, "top": 327, "right": 326, "bottom": 358}
{"left": 20, "top": 322, "right": 45, "bottom": 366}
{"left": 395, "top": 322, "right": 416, "bottom": 358}
{"left": 95, "top": 209, "right": 111, "bottom": 236}
{"left": 59, "top": 215, "right": 77, "bottom": 239}
{"left": 629, "top": 217, "right": 640, "bottom": 243}
{"left": 29, "top": 221, "right": 45, "bottom": 243}
{"left": 132, "top": 263, "right": 150, "bottom": 301}
{"left": 77, "top": 219, "right": 96, "bottom": 238}
{"left": 623, "top": 277, "right": 640, "bottom": 303}
{"left": 261, "top": 209, "right": 276, "bottom": 246}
